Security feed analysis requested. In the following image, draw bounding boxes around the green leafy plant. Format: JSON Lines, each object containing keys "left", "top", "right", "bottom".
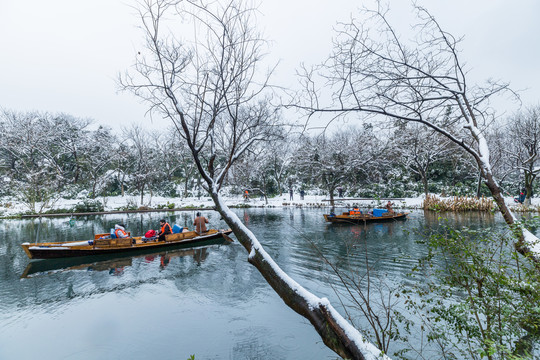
{"left": 406, "top": 219, "right": 540, "bottom": 359}
{"left": 72, "top": 199, "right": 105, "bottom": 213}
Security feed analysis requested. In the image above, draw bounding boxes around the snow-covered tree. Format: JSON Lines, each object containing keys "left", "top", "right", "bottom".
{"left": 125, "top": 124, "right": 160, "bottom": 205}
{"left": 298, "top": 3, "right": 539, "bottom": 261}
{"left": 505, "top": 106, "right": 540, "bottom": 206}
{"left": 79, "top": 125, "right": 117, "bottom": 198}
{"left": 120, "top": 1, "right": 387, "bottom": 358}
{"left": 45, "top": 114, "right": 93, "bottom": 187}
{"left": 294, "top": 127, "right": 384, "bottom": 208}
{"left": 393, "top": 123, "right": 452, "bottom": 196}
{"left": 111, "top": 142, "right": 134, "bottom": 197}
{"left": 0, "top": 110, "right": 64, "bottom": 212}
{"left": 233, "top": 146, "right": 276, "bottom": 204}
{"left": 154, "top": 131, "right": 182, "bottom": 182}
{"left": 267, "top": 134, "right": 296, "bottom": 196}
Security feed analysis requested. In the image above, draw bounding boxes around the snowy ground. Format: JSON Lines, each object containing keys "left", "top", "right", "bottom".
{"left": 0, "top": 193, "right": 533, "bottom": 217}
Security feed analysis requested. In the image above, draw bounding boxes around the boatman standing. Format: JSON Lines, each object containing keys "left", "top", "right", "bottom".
{"left": 386, "top": 201, "right": 395, "bottom": 215}
{"left": 158, "top": 219, "right": 172, "bottom": 241}
{"left": 193, "top": 212, "right": 209, "bottom": 234}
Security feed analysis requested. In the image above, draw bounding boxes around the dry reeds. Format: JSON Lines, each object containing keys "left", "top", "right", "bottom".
{"left": 422, "top": 194, "right": 494, "bottom": 212}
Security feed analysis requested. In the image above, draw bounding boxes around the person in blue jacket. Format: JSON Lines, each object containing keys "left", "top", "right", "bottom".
{"left": 514, "top": 188, "right": 526, "bottom": 204}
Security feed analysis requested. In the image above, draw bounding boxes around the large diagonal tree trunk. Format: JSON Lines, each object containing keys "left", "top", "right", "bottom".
{"left": 295, "top": 3, "right": 540, "bottom": 264}
{"left": 210, "top": 189, "right": 388, "bottom": 360}
{"left": 483, "top": 170, "right": 538, "bottom": 261}
{"left": 122, "top": 1, "right": 400, "bottom": 357}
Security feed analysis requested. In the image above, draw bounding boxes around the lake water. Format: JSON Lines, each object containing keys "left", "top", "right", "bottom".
{"left": 0, "top": 208, "right": 504, "bottom": 359}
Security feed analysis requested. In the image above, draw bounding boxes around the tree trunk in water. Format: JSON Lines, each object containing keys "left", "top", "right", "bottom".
{"left": 211, "top": 191, "right": 380, "bottom": 360}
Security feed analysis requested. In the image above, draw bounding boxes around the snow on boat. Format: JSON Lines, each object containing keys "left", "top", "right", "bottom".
{"left": 21, "top": 228, "right": 233, "bottom": 259}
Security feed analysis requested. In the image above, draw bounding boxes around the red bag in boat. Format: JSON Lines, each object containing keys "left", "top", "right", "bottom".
{"left": 145, "top": 229, "right": 156, "bottom": 238}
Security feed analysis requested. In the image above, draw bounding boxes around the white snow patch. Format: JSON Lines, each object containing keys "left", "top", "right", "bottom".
{"left": 28, "top": 246, "right": 66, "bottom": 250}
{"left": 61, "top": 241, "right": 91, "bottom": 247}
{"left": 523, "top": 228, "right": 540, "bottom": 255}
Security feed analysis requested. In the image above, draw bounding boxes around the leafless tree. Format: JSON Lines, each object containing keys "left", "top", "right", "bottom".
{"left": 125, "top": 124, "right": 160, "bottom": 205}
{"left": 297, "top": 2, "right": 539, "bottom": 262}
{"left": 505, "top": 105, "right": 540, "bottom": 206}
{"left": 267, "top": 134, "right": 296, "bottom": 196}
{"left": 120, "top": 0, "right": 386, "bottom": 358}
{"left": 0, "top": 110, "right": 66, "bottom": 212}
{"left": 153, "top": 132, "right": 182, "bottom": 182}
{"left": 393, "top": 123, "right": 452, "bottom": 196}
{"left": 294, "top": 127, "right": 381, "bottom": 209}
{"left": 79, "top": 125, "right": 117, "bottom": 198}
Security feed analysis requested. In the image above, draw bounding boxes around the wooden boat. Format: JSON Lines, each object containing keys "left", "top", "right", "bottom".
{"left": 21, "top": 228, "right": 233, "bottom": 259}
{"left": 21, "top": 237, "right": 228, "bottom": 278}
{"left": 323, "top": 211, "right": 409, "bottom": 224}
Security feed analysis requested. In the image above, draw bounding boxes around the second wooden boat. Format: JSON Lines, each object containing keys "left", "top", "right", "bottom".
{"left": 323, "top": 211, "right": 408, "bottom": 224}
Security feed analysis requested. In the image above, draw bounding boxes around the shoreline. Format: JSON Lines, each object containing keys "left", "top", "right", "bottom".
{"left": 1, "top": 194, "right": 535, "bottom": 219}
{"left": 19, "top": 207, "right": 213, "bottom": 218}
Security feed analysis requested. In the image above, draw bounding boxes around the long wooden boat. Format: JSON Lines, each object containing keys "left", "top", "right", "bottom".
{"left": 21, "top": 228, "right": 233, "bottom": 259}
{"left": 323, "top": 211, "right": 409, "bottom": 224}
{"left": 21, "top": 238, "right": 228, "bottom": 278}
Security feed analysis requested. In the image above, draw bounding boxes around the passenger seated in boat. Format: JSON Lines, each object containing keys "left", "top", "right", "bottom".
{"left": 158, "top": 219, "right": 172, "bottom": 241}
{"left": 114, "top": 224, "right": 129, "bottom": 238}
{"left": 193, "top": 212, "right": 209, "bottom": 234}
{"left": 349, "top": 206, "right": 362, "bottom": 215}
{"left": 385, "top": 201, "right": 395, "bottom": 215}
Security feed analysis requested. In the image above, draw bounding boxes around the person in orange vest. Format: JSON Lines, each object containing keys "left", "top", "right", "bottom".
{"left": 193, "top": 212, "right": 209, "bottom": 234}
{"left": 349, "top": 206, "right": 361, "bottom": 215}
{"left": 158, "top": 219, "right": 172, "bottom": 241}
{"left": 114, "top": 224, "right": 129, "bottom": 238}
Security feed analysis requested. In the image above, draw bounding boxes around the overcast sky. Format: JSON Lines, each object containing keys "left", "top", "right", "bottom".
{"left": 1, "top": 0, "right": 539, "bottom": 132}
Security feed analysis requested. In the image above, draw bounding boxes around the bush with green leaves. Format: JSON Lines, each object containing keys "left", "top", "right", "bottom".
{"left": 405, "top": 219, "right": 540, "bottom": 359}
{"left": 72, "top": 199, "right": 104, "bottom": 213}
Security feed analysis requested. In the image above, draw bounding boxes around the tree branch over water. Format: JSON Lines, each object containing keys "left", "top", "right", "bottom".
{"left": 294, "top": 1, "right": 539, "bottom": 263}
{"left": 119, "top": 0, "right": 389, "bottom": 358}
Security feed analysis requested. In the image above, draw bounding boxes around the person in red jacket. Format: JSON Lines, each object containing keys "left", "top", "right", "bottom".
{"left": 158, "top": 219, "right": 172, "bottom": 241}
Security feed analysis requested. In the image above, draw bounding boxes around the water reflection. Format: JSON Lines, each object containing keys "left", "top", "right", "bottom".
{"left": 0, "top": 208, "right": 518, "bottom": 359}
{"left": 21, "top": 241, "right": 221, "bottom": 278}
{"left": 422, "top": 209, "right": 498, "bottom": 228}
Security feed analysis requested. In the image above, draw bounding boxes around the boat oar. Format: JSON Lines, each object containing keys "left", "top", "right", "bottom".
{"left": 222, "top": 232, "right": 234, "bottom": 242}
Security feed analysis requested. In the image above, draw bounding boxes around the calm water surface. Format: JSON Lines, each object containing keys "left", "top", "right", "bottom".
{"left": 0, "top": 208, "right": 503, "bottom": 359}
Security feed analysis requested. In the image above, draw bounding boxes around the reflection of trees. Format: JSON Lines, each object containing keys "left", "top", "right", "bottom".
{"left": 423, "top": 210, "right": 497, "bottom": 229}
{"left": 4, "top": 208, "right": 516, "bottom": 357}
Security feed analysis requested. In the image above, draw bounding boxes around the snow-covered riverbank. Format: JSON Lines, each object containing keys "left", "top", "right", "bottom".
{"left": 0, "top": 193, "right": 532, "bottom": 218}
